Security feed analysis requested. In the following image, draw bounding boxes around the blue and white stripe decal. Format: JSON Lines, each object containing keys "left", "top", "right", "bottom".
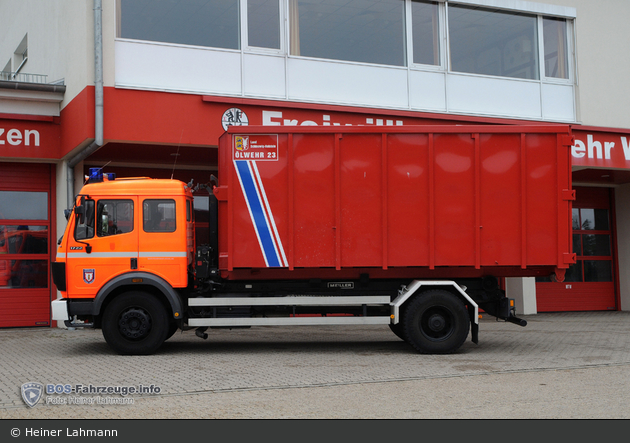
{"left": 234, "top": 160, "right": 288, "bottom": 267}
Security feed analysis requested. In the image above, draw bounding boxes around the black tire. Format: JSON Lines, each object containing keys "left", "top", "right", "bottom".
{"left": 165, "top": 321, "right": 179, "bottom": 341}
{"left": 389, "top": 322, "right": 407, "bottom": 341}
{"left": 402, "top": 289, "right": 470, "bottom": 354}
{"left": 102, "top": 292, "right": 169, "bottom": 355}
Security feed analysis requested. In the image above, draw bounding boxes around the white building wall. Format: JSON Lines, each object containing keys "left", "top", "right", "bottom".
{"left": 0, "top": 0, "right": 96, "bottom": 109}
{"left": 114, "top": 36, "right": 576, "bottom": 122}
{"left": 535, "top": 0, "right": 630, "bottom": 129}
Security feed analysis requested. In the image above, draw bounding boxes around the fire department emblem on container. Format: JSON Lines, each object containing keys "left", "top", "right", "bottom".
{"left": 83, "top": 269, "right": 95, "bottom": 284}
{"left": 21, "top": 382, "right": 44, "bottom": 408}
{"left": 235, "top": 136, "right": 249, "bottom": 151}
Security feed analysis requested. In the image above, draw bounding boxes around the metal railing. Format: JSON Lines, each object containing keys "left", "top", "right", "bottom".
{"left": 0, "top": 71, "right": 48, "bottom": 83}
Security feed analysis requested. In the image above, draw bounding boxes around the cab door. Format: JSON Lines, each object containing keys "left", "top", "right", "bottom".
{"left": 65, "top": 197, "right": 138, "bottom": 298}
{"left": 137, "top": 197, "right": 188, "bottom": 288}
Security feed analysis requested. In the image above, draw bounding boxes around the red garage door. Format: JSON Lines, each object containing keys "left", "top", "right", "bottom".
{"left": 536, "top": 187, "right": 617, "bottom": 312}
{"left": 0, "top": 162, "right": 55, "bottom": 327}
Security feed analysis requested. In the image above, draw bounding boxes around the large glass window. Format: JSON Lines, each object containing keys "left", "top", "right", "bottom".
{"left": 0, "top": 192, "right": 49, "bottom": 289}
{"left": 543, "top": 17, "right": 569, "bottom": 79}
{"left": 543, "top": 207, "right": 613, "bottom": 283}
{"left": 118, "top": 0, "right": 240, "bottom": 50}
{"left": 0, "top": 191, "right": 48, "bottom": 220}
{"left": 448, "top": 5, "right": 539, "bottom": 80}
{"left": 289, "top": 0, "right": 406, "bottom": 67}
{"left": 0, "top": 259, "right": 48, "bottom": 289}
{"left": 116, "top": 1, "right": 575, "bottom": 85}
{"left": 0, "top": 226, "right": 49, "bottom": 288}
{"left": 248, "top": 0, "right": 281, "bottom": 49}
{"left": 411, "top": 0, "right": 440, "bottom": 66}
{"left": 1, "top": 226, "right": 48, "bottom": 255}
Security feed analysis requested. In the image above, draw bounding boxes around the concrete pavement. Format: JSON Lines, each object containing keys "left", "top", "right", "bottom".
{"left": 0, "top": 311, "right": 629, "bottom": 419}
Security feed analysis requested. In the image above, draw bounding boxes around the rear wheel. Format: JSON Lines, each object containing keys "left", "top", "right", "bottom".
{"left": 102, "top": 292, "right": 169, "bottom": 355}
{"left": 402, "top": 289, "right": 470, "bottom": 354}
{"left": 389, "top": 322, "right": 406, "bottom": 341}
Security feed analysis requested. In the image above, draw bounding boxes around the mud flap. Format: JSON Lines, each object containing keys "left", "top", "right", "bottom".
{"left": 467, "top": 304, "right": 479, "bottom": 344}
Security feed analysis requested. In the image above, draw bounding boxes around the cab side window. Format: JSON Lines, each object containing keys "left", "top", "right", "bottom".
{"left": 74, "top": 199, "right": 95, "bottom": 240}
{"left": 143, "top": 199, "right": 176, "bottom": 233}
{"left": 97, "top": 200, "right": 134, "bottom": 237}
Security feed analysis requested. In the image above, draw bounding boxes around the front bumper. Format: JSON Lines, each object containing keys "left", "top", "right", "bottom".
{"left": 51, "top": 299, "right": 69, "bottom": 322}
{"left": 51, "top": 299, "right": 94, "bottom": 328}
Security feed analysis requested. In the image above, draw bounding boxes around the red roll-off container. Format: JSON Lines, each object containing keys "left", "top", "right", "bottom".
{"left": 215, "top": 125, "right": 575, "bottom": 281}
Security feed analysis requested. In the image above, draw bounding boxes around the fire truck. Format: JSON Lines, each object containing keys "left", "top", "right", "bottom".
{"left": 51, "top": 125, "right": 575, "bottom": 355}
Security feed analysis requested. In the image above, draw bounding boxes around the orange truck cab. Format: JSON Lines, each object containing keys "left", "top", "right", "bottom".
{"left": 52, "top": 170, "right": 194, "bottom": 352}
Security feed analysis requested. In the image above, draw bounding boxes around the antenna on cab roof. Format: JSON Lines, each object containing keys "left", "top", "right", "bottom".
{"left": 171, "top": 130, "right": 184, "bottom": 180}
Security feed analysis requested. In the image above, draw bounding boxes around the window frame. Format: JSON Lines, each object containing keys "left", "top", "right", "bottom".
{"left": 116, "top": 0, "right": 242, "bottom": 51}
{"left": 114, "top": 0, "right": 577, "bottom": 84}
{"left": 445, "top": 3, "right": 542, "bottom": 81}
{"left": 242, "top": 0, "right": 285, "bottom": 54}
{"left": 567, "top": 207, "right": 614, "bottom": 283}
{"left": 406, "top": 0, "right": 446, "bottom": 71}
{"left": 442, "top": 2, "right": 575, "bottom": 84}
{"left": 539, "top": 15, "right": 574, "bottom": 84}
{"left": 286, "top": 0, "right": 409, "bottom": 68}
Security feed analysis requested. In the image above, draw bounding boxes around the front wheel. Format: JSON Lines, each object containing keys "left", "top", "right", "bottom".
{"left": 102, "top": 292, "right": 169, "bottom": 355}
{"left": 402, "top": 290, "right": 470, "bottom": 354}
{"left": 165, "top": 321, "right": 179, "bottom": 341}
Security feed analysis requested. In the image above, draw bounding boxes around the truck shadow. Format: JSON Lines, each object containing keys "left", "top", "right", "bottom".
{"left": 157, "top": 338, "right": 417, "bottom": 356}
{"left": 68, "top": 337, "right": 426, "bottom": 356}
{"left": 59, "top": 328, "right": 477, "bottom": 357}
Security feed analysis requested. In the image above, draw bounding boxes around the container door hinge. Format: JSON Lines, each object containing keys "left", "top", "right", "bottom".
{"left": 562, "top": 134, "right": 575, "bottom": 147}
{"left": 562, "top": 189, "right": 576, "bottom": 201}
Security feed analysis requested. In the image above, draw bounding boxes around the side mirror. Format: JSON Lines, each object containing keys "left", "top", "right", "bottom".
{"left": 75, "top": 204, "right": 85, "bottom": 225}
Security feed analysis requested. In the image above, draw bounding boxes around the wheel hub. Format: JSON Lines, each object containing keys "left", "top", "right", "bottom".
{"left": 428, "top": 314, "right": 446, "bottom": 332}
{"left": 118, "top": 308, "right": 152, "bottom": 340}
{"left": 420, "top": 307, "right": 454, "bottom": 341}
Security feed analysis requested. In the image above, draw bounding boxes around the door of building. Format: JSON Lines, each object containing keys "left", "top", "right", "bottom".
{"left": 0, "top": 162, "right": 55, "bottom": 327}
{"left": 536, "top": 186, "right": 617, "bottom": 311}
